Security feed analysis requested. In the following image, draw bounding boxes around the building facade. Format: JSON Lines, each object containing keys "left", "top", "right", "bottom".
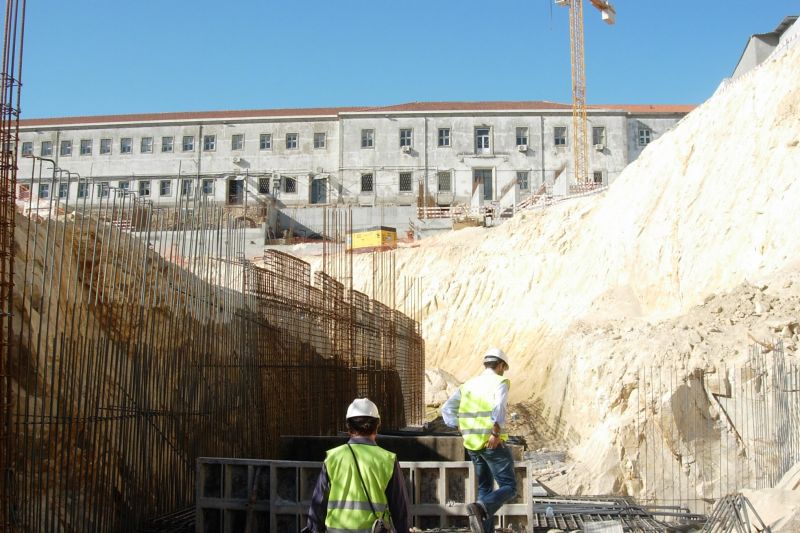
{"left": 17, "top": 101, "right": 692, "bottom": 211}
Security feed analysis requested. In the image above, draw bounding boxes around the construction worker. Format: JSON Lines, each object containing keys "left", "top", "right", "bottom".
{"left": 441, "top": 347, "right": 516, "bottom": 533}
{"left": 303, "top": 398, "right": 411, "bottom": 533}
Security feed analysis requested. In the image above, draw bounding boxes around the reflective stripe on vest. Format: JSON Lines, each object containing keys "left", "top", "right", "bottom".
{"left": 325, "top": 443, "right": 396, "bottom": 532}
{"left": 457, "top": 372, "right": 510, "bottom": 451}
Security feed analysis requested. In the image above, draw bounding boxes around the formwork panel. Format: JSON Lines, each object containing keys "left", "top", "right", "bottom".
{"left": 197, "top": 458, "right": 533, "bottom": 532}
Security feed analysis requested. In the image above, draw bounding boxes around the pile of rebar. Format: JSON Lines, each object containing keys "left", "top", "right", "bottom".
{"left": 702, "top": 494, "right": 771, "bottom": 533}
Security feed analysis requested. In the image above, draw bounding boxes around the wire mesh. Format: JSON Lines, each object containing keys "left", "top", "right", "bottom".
{"left": 635, "top": 340, "right": 800, "bottom": 514}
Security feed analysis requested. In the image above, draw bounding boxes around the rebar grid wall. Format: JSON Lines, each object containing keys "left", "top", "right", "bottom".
{"left": 4, "top": 156, "right": 424, "bottom": 531}
{"left": 0, "top": 0, "right": 25, "bottom": 527}
{"left": 635, "top": 341, "right": 800, "bottom": 513}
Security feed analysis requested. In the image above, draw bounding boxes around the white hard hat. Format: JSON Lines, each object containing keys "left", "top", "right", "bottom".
{"left": 483, "top": 347, "right": 509, "bottom": 367}
{"left": 346, "top": 398, "right": 381, "bottom": 420}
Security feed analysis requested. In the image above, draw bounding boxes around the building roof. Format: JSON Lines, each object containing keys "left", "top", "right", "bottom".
{"left": 20, "top": 101, "right": 695, "bottom": 128}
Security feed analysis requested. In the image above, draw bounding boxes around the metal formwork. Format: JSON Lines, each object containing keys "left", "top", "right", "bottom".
{"left": 195, "top": 458, "right": 533, "bottom": 533}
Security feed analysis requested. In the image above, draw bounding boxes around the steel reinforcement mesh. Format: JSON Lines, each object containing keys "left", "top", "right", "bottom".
{"left": 3, "top": 164, "right": 424, "bottom": 532}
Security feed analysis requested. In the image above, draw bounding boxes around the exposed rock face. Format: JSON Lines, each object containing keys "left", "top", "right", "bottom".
{"left": 424, "top": 368, "right": 461, "bottom": 407}
{"left": 343, "top": 21, "right": 800, "bottom": 510}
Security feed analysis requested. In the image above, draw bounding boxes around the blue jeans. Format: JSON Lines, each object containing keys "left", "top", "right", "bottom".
{"left": 467, "top": 445, "right": 517, "bottom": 533}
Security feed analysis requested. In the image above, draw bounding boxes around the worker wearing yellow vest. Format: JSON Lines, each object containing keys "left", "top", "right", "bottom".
{"left": 304, "top": 398, "right": 411, "bottom": 533}
{"left": 441, "top": 348, "right": 516, "bottom": 533}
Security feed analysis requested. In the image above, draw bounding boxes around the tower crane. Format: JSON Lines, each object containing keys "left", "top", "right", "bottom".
{"left": 556, "top": 0, "right": 616, "bottom": 185}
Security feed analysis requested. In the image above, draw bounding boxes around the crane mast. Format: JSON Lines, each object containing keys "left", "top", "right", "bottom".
{"left": 557, "top": 0, "right": 616, "bottom": 185}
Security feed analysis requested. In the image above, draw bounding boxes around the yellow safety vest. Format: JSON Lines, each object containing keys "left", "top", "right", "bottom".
{"left": 324, "top": 443, "right": 396, "bottom": 533}
{"left": 458, "top": 372, "right": 510, "bottom": 451}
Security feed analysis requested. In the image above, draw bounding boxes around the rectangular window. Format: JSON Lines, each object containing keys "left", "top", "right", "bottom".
{"left": 313, "top": 132, "right": 326, "bottom": 149}
{"left": 592, "top": 126, "right": 606, "bottom": 146}
{"left": 259, "top": 133, "right": 272, "bottom": 150}
{"left": 181, "top": 179, "right": 193, "bottom": 197}
{"left": 203, "top": 135, "right": 216, "bottom": 151}
{"left": 437, "top": 171, "right": 452, "bottom": 192}
{"left": 360, "top": 173, "right": 374, "bottom": 193}
{"left": 118, "top": 180, "right": 130, "bottom": 191}
{"left": 182, "top": 136, "right": 195, "bottom": 152}
{"left": 141, "top": 137, "right": 153, "bottom": 153}
{"left": 283, "top": 176, "right": 296, "bottom": 193}
{"left": 516, "top": 127, "right": 529, "bottom": 146}
{"left": 60, "top": 140, "right": 72, "bottom": 156}
{"left": 159, "top": 180, "right": 172, "bottom": 196}
{"left": 517, "top": 171, "right": 530, "bottom": 191}
{"left": 231, "top": 134, "right": 244, "bottom": 150}
{"left": 399, "top": 172, "right": 413, "bottom": 193}
{"left": 58, "top": 183, "right": 69, "bottom": 199}
{"left": 139, "top": 180, "right": 151, "bottom": 197}
{"left": 437, "top": 128, "right": 450, "bottom": 147}
{"left": 98, "top": 182, "right": 110, "bottom": 198}
{"left": 120, "top": 138, "right": 132, "bottom": 154}
{"left": 258, "top": 178, "right": 270, "bottom": 194}
{"left": 475, "top": 128, "right": 490, "bottom": 153}
{"left": 554, "top": 127, "right": 567, "bottom": 146}
{"left": 77, "top": 182, "right": 89, "bottom": 199}
{"left": 638, "top": 127, "right": 651, "bottom": 146}
{"left": 79, "top": 139, "right": 92, "bottom": 155}
{"left": 399, "top": 128, "right": 412, "bottom": 148}
{"left": 202, "top": 179, "right": 214, "bottom": 195}
{"left": 361, "top": 129, "right": 374, "bottom": 149}
{"left": 21, "top": 141, "right": 33, "bottom": 156}
{"left": 38, "top": 183, "right": 50, "bottom": 199}
{"left": 593, "top": 171, "right": 603, "bottom": 184}
{"left": 285, "top": 133, "right": 298, "bottom": 149}
{"left": 41, "top": 141, "right": 53, "bottom": 156}
{"left": 162, "top": 136, "right": 174, "bottom": 152}
{"left": 100, "top": 138, "right": 112, "bottom": 155}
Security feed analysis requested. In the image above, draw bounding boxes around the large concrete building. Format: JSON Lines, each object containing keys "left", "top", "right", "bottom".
{"left": 17, "top": 101, "right": 692, "bottom": 213}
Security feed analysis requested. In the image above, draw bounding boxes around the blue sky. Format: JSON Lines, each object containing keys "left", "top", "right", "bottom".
{"left": 19, "top": 1, "right": 798, "bottom": 118}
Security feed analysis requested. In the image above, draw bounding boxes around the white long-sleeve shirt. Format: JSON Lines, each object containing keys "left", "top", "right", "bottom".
{"left": 441, "top": 368, "right": 509, "bottom": 429}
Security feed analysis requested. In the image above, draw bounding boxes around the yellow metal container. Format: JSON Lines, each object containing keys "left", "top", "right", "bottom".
{"left": 346, "top": 226, "right": 397, "bottom": 253}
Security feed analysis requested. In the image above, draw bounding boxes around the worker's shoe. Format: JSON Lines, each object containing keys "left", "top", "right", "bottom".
{"left": 467, "top": 502, "right": 487, "bottom": 533}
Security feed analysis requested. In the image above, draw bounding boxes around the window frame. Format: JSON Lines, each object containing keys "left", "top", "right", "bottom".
{"left": 162, "top": 136, "right": 174, "bottom": 153}
{"left": 139, "top": 180, "right": 151, "bottom": 197}
{"left": 140, "top": 136, "right": 154, "bottom": 154}
{"left": 360, "top": 173, "right": 374, "bottom": 193}
{"left": 437, "top": 171, "right": 452, "bottom": 192}
{"left": 259, "top": 133, "right": 272, "bottom": 150}
{"left": 517, "top": 171, "right": 530, "bottom": 191}
{"left": 231, "top": 134, "right": 244, "bottom": 151}
{"left": 182, "top": 135, "right": 195, "bottom": 152}
{"left": 58, "top": 182, "right": 69, "bottom": 199}
{"left": 515, "top": 127, "right": 529, "bottom": 147}
{"left": 638, "top": 127, "right": 652, "bottom": 147}
{"left": 38, "top": 183, "right": 50, "bottom": 199}
{"left": 592, "top": 126, "right": 606, "bottom": 146}
{"left": 399, "top": 128, "right": 413, "bottom": 148}
{"left": 97, "top": 181, "right": 110, "bottom": 199}
{"left": 120, "top": 137, "right": 133, "bottom": 155}
{"left": 475, "top": 127, "right": 491, "bottom": 153}
{"left": 60, "top": 140, "right": 73, "bottom": 157}
{"left": 258, "top": 177, "right": 270, "bottom": 194}
{"left": 203, "top": 134, "right": 217, "bottom": 152}
{"left": 361, "top": 129, "right": 374, "bottom": 149}
{"left": 181, "top": 179, "right": 193, "bottom": 197}
{"left": 285, "top": 133, "right": 298, "bottom": 150}
{"left": 437, "top": 128, "right": 451, "bottom": 147}
{"left": 77, "top": 182, "right": 89, "bottom": 199}
{"left": 21, "top": 141, "right": 33, "bottom": 156}
{"left": 202, "top": 179, "right": 214, "bottom": 195}
{"left": 593, "top": 171, "right": 604, "bottom": 184}
{"left": 100, "top": 138, "right": 112, "bottom": 155}
{"left": 159, "top": 179, "right": 172, "bottom": 197}
{"left": 118, "top": 180, "right": 130, "bottom": 191}
{"left": 283, "top": 176, "right": 297, "bottom": 194}
{"left": 41, "top": 141, "right": 53, "bottom": 157}
{"left": 399, "top": 172, "right": 413, "bottom": 193}
{"left": 554, "top": 126, "right": 567, "bottom": 147}
{"left": 313, "top": 132, "right": 326, "bottom": 149}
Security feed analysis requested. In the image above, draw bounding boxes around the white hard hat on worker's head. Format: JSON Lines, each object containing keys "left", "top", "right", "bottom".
{"left": 346, "top": 398, "right": 381, "bottom": 420}
{"left": 483, "top": 347, "right": 509, "bottom": 367}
